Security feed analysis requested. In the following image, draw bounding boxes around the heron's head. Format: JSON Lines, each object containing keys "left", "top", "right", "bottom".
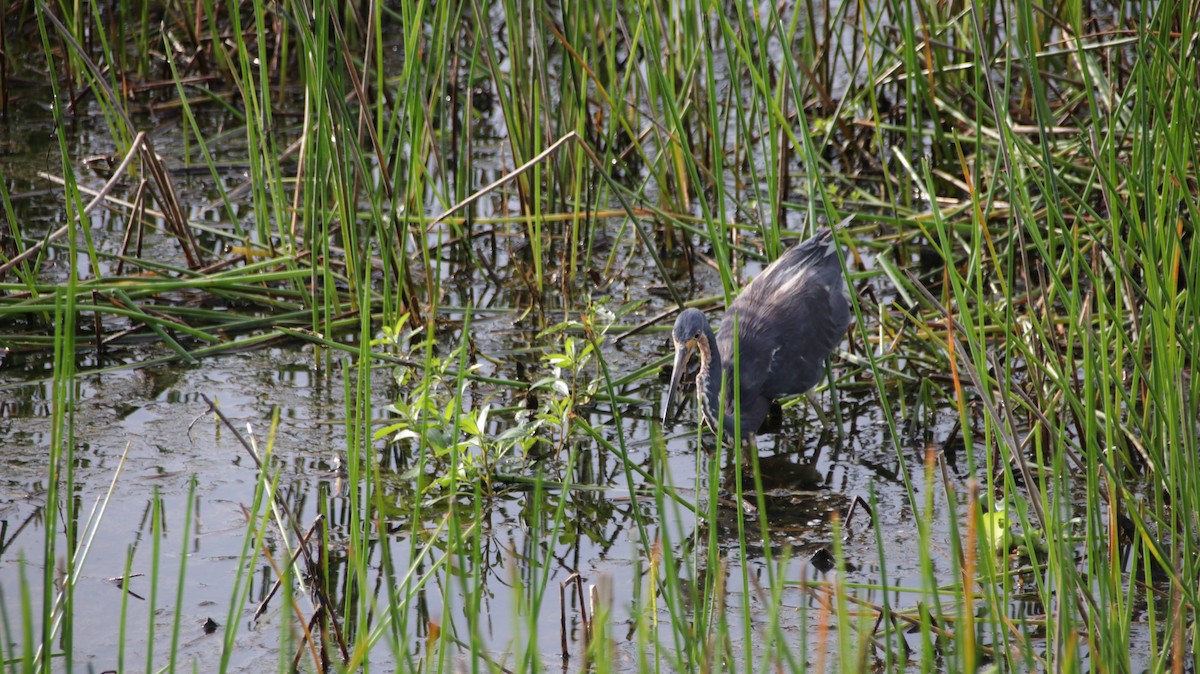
{"left": 663, "top": 308, "right": 710, "bottom": 424}
{"left": 670, "top": 308, "right": 710, "bottom": 351}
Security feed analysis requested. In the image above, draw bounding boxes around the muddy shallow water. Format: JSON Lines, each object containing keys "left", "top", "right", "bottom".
{"left": 0, "top": 310, "right": 968, "bottom": 671}
{"left": 0, "top": 107, "right": 1111, "bottom": 669}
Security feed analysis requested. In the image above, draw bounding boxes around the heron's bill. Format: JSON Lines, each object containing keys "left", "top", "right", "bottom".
{"left": 662, "top": 342, "right": 693, "bottom": 424}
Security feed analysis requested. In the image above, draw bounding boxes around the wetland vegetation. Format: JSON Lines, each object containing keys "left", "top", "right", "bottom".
{"left": 1, "top": 0, "right": 1198, "bottom": 671}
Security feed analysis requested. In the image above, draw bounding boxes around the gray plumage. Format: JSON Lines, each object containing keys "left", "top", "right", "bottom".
{"left": 664, "top": 224, "right": 851, "bottom": 438}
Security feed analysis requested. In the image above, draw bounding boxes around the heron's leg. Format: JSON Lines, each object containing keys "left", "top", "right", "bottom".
{"left": 805, "top": 390, "right": 832, "bottom": 429}
{"left": 743, "top": 434, "right": 759, "bottom": 465}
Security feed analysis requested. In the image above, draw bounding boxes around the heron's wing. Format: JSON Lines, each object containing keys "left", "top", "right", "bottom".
{"left": 714, "top": 313, "right": 777, "bottom": 432}
{"left": 737, "top": 228, "right": 835, "bottom": 298}
{"left": 720, "top": 279, "right": 848, "bottom": 396}
{"left": 717, "top": 230, "right": 850, "bottom": 412}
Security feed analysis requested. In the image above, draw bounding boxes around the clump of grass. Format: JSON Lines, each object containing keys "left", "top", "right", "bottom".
{"left": 1, "top": 0, "right": 1197, "bottom": 671}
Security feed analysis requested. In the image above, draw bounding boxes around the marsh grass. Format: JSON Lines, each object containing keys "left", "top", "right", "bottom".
{"left": 1, "top": 0, "right": 1197, "bottom": 671}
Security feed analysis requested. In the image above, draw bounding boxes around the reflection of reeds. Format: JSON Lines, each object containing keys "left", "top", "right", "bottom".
{"left": 1, "top": 0, "right": 1195, "bottom": 670}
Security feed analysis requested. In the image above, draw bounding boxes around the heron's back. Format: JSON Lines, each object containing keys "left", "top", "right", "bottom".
{"left": 716, "top": 228, "right": 850, "bottom": 431}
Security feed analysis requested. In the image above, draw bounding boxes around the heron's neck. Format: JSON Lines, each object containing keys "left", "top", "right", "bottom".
{"left": 694, "top": 324, "right": 737, "bottom": 436}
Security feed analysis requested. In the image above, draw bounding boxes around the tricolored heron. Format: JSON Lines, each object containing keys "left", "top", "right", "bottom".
{"left": 662, "top": 221, "right": 851, "bottom": 440}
